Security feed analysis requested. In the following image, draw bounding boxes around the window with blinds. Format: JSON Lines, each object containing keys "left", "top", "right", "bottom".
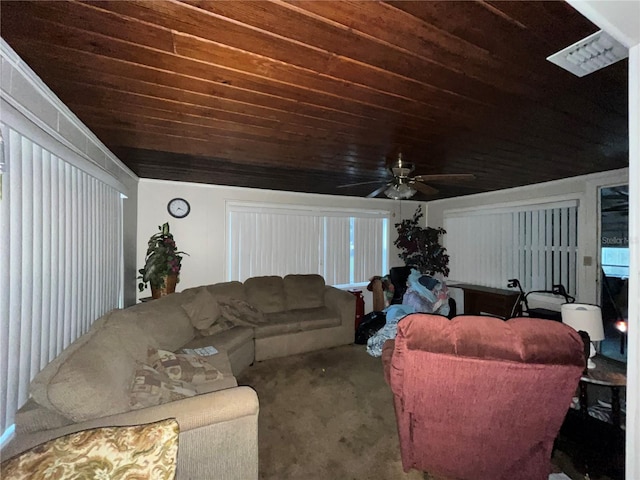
{"left": 443, "top": 201, "right": 579, "bottom": 295}
{"left": 226, "top": 202, "right": 389, "bottom": 285}
{"left": 0, "top": 125, "right": 124, "bottom": 439}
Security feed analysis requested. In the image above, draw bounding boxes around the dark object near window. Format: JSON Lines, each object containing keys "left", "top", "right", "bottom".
{"left": 389, "top": 266, "right": 412, "bottom": 305}
{"left": 355, "top": 312, "right": 387, "bottom": 345}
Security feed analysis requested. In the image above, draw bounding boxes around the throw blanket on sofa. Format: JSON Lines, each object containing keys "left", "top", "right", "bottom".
{"left": 367, "top": 270, "right": 450, "bottom": 357}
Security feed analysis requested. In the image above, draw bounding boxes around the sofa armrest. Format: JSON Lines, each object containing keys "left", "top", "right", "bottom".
{"left": 323, "top": 286, "right": 355, "bottom": 327}
{"left": 2, "top": 387, "right": 259, "bottom": 480}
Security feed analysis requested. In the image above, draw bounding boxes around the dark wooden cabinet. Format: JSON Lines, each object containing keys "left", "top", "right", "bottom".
{"left": 453, "top": 284, "right": 520, "bottom": 318}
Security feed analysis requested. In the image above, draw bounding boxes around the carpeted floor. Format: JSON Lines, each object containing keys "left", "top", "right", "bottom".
{"left": 236, "top": 344, "right": 612, "bottom": 480}
{"left": 237, "top": 344, "right": 422, "bottom": 480}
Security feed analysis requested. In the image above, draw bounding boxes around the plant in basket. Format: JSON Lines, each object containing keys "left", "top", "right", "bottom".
{"left": 138, "top": 222, "right": 188, "bottom": 298}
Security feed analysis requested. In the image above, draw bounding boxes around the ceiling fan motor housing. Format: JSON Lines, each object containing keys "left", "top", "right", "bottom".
{"left": 389, "top": 159, "right": 415, "bottom": 178}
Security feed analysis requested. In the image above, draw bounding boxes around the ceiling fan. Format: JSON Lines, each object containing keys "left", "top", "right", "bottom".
{"left": 337, "top": 152, "right": 476, "bottom": 199}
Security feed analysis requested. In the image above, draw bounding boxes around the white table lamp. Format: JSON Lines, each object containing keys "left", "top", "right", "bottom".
{"left": 561, "top": 303, "right": 605, "bottom": 369}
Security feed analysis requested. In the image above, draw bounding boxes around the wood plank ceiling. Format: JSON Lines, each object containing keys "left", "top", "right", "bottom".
{"left": 0, "top": 0, "right": 629, "bottom": 200}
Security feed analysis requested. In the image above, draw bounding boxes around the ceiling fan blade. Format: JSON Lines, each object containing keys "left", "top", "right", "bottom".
{"left": 366, "top": 184, "right": 390, "bottom": 198}
{"left": 337, "top": 180, "right": 385, "bottom": 188}
{"left": 413, "top": 174, "right": 476, "bottom": 183}
{"left": 412, "top": 181, "right": 439, "bottom": 196}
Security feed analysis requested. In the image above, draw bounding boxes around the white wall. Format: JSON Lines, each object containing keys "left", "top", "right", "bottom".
{"left": 425, "top": 168, "right": 628, "bottom": 304}
{"left": 137, "top": 178, "right": 423, "bottom": 309}
{"left": 626, "top": 41, "right": 639, "bottom": 479}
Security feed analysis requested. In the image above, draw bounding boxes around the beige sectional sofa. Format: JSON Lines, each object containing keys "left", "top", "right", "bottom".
{"left": 2, "top": 274, "right": 355, "bottom": 479}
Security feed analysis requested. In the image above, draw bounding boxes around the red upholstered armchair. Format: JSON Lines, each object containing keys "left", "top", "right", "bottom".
{"left": 382, "top": 314, "right": 585, "bottom": 480}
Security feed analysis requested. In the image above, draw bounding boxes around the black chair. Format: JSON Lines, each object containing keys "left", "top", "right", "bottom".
{"left": 389, "top": 266, "right": 412, "bottom": 304}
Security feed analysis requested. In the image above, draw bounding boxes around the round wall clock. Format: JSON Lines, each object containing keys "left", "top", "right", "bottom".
{"left": 167, "top": 197, "right": 190, "bottom": 219}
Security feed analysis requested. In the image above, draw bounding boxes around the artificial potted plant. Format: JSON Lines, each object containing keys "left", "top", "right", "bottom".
{"left": 138, "top": 222, "right": 188, "bottom": 299}
{"left": 394, "top": 205, "right": 450, "bottom": 277}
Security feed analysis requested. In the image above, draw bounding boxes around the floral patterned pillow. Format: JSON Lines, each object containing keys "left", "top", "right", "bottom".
{"left": 130, "top": 363, "right": 197, "bottom": 409}
{"left": 1, "top": 418, "right": 179, "bottom": 480}
{"left": 148, "top": 348, "right": 222, "bottom": 383}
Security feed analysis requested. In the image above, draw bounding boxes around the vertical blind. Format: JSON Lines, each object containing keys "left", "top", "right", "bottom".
{"left": 227, "top": 203, "right": 389, "bottom": 285}
{"left": 0, "top": 125, "right": 123, "bottom": 436}
{"left": 444, "top": 202, "right": 578, "bottom": 295}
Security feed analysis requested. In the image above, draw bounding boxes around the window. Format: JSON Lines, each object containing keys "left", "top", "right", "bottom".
{"left": 226, "top": 202, "right": 389, "bottom": 286}
{"left": 0, "top": 125, "right": 124, "bottom": 439}
{"left": 443, "top": 200, "right": 579, "bottom": 295}
{"left": 601, "top": 247, "right": 630, "bottom": 278}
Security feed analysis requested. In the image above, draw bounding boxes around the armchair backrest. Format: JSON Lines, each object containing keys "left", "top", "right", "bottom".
{"left": 384, "top": 313, "right": 584, "bottom": 480}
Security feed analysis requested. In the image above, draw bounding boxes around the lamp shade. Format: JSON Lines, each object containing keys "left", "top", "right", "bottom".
{"left": 561, "top": 303, "right": 605, "bottom": 341}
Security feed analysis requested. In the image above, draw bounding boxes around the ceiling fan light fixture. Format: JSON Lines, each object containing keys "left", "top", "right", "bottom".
{"left": 384, "top": 183, "right": 416, "bottom": 200}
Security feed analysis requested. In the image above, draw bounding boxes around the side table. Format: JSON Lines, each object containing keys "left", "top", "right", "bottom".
{"left": 579, "top": 357, "right": 626, "bottom": 428}
{"left": 557, "top": 356, "right": 626, "bottom": 480}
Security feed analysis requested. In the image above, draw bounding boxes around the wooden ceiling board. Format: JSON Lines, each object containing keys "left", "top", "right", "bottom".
{"left": 0, "top": 0, "right": 629, "bottom": 200}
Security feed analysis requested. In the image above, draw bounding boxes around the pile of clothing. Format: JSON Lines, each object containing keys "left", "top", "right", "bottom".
{"left": 366, "top": 269, "right": 449, "bottom": 357}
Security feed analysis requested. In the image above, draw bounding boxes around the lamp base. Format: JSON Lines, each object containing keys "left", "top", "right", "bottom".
{"left": 587, "top": 357, "right": 596, "bottom": 369}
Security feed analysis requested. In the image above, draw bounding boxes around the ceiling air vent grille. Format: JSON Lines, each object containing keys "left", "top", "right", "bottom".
{"left": 547, "top": 30, "right": 628, "bottom": 77}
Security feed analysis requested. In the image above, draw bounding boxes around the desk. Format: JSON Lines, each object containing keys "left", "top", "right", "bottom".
{"left": 452, "top": 284, "right": 520, "bottom": 318}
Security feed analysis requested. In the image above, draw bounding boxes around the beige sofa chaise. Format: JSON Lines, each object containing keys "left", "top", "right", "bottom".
{"left": 2, "top": 274, "right": 355, "bottom": 479}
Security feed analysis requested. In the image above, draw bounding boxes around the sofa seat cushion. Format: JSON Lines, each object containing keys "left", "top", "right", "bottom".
{"left": 255, "top": 307, "right": 340, "bottom": 339}
{"left": 184, "top": 326, "right": 254, "bottom": 354}
{"left": 284, "top": 274, "right": 325, "bottom": 310}
{"left": 170, "top": 341, "right": 239, "bottom": 394}
{"left": 244, "top": 276, "right": 286, "bottom": 313}
{"left": 14, "top": 399, "right": 73, "bottom": 434}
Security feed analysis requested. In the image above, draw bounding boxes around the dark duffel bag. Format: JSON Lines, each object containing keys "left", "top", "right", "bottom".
{"left": 355, "top": 311, "right": 386, "bottom": 345}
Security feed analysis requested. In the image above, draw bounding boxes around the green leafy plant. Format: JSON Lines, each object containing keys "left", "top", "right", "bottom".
{"left": 138, "top": 222, "right": 188, "bottom": 292}
{"left": 394, "top": 205, "right": 450, "bottom": 277}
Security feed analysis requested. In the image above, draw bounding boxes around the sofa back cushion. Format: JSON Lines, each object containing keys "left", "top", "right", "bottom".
{"left": 206, "top": 281, "right": 246, "bottom": 301}
{"left": 29, "top": 310, "right": 117, "bottom": 415}
{"left": 244, "top": 276, "right": 286, "bottom": 313}
{"left": 283, "top": 274, "right": 325, "bottom": 310}
{"left": 46, "top": 317, "right": 156, "bottom": 422}
{"left": 181, "top": 288, "right": 221, "bottom": 330}
{"left": 120, "top": 293, "right": 195, "bottom": 351}
{"left": 399, "top": 314, "right": 585, "bottom": 366}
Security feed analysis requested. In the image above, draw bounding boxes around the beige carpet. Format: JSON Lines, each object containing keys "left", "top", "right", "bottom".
{"left": 237, "top": 344, "right": 423, "bottom": 480}
{"left": 236, "top": 344, "right": 608, "bottom": 480}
